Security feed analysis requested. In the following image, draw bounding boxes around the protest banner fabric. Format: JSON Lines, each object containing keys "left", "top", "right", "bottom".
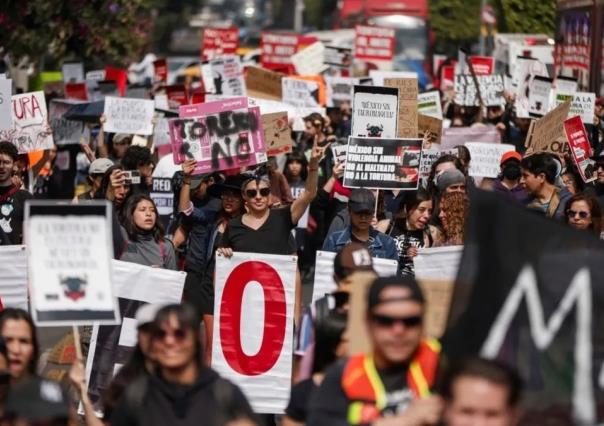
{"left": 528, "top": 76, "right": 553, "bottom": 117}
{"left": 207, "top": 56, "right": 246, "bottom": 99}
{"left": 0, "top": 91, "right": 53, "bottom": 154}
{"left": 0, "top": 245, "right": 30, "bottom": 310}
{"left": 418, "top": 114, "right": 442, "bottom": 146}
{"left": 0, "top": 79, "right": 12, "bottom": 131}
{"left": 525, "top": 100, "right": 571, "bottom": 155}
{"left": 103, "top": 96, "right": 155, "bottom": 136}
{"left": 153, "top": 59, "right": 168, "bottom": 83}
{"left": 202, "top": 27, "right": 239, "bottom": 61}
{"left": 464, "top": 143, "right": 515, "bottom": 178}
{"left": 291, "top": 41, "right": 328, "bottom": 76}
{"left": 325, "top": 76, "right": 356, "bottom": 108}
{"left": 84, "top": 260, "right": 186, "bottom": 413}
{"left": 344, "top": 137, "right": 422, "bottom": 190}
{"left": 245, "top": 66, "right": 284, "bottom": 101}
{"left": 441, "top": 126, "right": 501, "bottom": 150}
{"left": 260, "top": 32, "right": 299, "bottom": 72}
{"left": 62, "top": 62, "right": 84, "bottom": 83}
{"left": 468, "top": 56, "right": 495, "bottom": 75}
{"left": 212, "top": 252, "right": 297, "bottom": 414}
{"left": 262, "top": 112, "right": 292, "bottom": 156}
{"left": 312, "top": 251, "right": 398, "bottom": 303}
{"left": 564, "top": 116, "right": 596, "bottom": 183}
{"left": 282, "top": 77, "right": 320, "bottom": 107}
{"left": 384, "top": 78, "right": 418, "bottom": 138}
{"left": 25, "top": 201, "right": 119, "bottom": 326}
{"left": 49, "top": 99, "right": 89, "bottom": 145}
{"left": 351, "top": 85, "right": 398, "bottom": 138}
{"left": 454, "top": 74, "right": 504, "bottom": 107}
{"left": 324, "top": 46, "right": 353, "bottom": 68}
{"left": 414, "top": 245, "right": 463, "bottom": 281}
{"left": 354, "top": 25, "right": 395, "bottom": 63}
{"left": 171, "top": 97, "right": 267, "bottom": 174}
{"left": 418, "top": 91, "right": 443, "bottom": 119}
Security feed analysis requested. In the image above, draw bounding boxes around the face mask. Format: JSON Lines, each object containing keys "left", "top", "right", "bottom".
{"left": 502, "top": 162, "right": 521, "bottom": 180}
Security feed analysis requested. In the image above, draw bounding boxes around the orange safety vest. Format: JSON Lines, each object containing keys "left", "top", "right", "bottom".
{"left": 342, "top": 338, "right": 441, "bottom": 424}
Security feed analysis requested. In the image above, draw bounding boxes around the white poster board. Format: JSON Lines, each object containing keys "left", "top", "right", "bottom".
{"left": 414, "top": 246, "right": 463, "bottom": 281}
{"left": 418, "top": 91, "right": 443, "bottom": 119}
{"left": 103, "top": 96, "right": 155, "bottom": 135}
{"left": 206, "top": 56, "right": 246, "bottom": 100}
{"left": 292, "top": 41, "right": 328, "bottom": 76}
{"left": 212, "top": 252, "right": 297, "bottom": 414}
{"left": 464, "top": 142, "right": 515, "bottom": 178}
{"left": 0, "top": 245, "right": 29, "bottom": 310}
{"left": 282, "top": 78, "right": 320, "bottom": 108}
{"left": 0, "top": 91, "right": 53, "bottom": 153}
{"left": 62, "top": 62, "right": 85, "bottom": 83}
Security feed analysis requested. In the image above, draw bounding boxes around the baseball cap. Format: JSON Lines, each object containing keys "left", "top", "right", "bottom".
{"left": 436, "top": 169, "right": 465, "bottom": 192}
{"left": 88, "top": 158, "right": 114, "bottom": 175}
{"left": 334, "top": 242, "right": 375, "bottom": 280}
{"left": 367, "top": 276, "right": 425, "bottom": 310}
{"left": 4, "top": 377, "right": 70, "bottom": 421}
{"left": 135, "top": 303, "right": 167, "bottom": 328}
{"left": 500, "top": 151, "right": 522, "bottom": 165}
{"left": 348, "top": 188, "right": 375, "bottom": 213}
{"left": 113, "top": 133, "right": 132, "bottom": 144}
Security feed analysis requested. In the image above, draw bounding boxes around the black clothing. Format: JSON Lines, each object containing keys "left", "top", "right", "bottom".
{"left": 0, "top": 185, "right": 33, "bottom": 244}
{"left": 285, "top": 378, "right": 317, "bottom": 422}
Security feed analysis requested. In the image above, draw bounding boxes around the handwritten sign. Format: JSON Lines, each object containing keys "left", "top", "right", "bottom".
{"left": 262, "top": 112, "right": 292, "bottom": 156}
{"left": 103, "top": 97, "right": 155, "bottom": 135}
{"left": 525, "top": 100, "right": 571, "bottom": 155}
{"left": 49, "top": 99, "right": 89, "bottom": 145}
{"left": 282, "top": 77, "right": 320, "bottom": 108}
{"left": 291, "top": 41, "right": 328, "bottom": 76}
{"left": 464, "top": 142, "right": 515, "bottom": 178}
{"left": 245, "top": 66, "right": 284, "bottom": 101}
{"left": 0, "top": 91, "right": 53, "bottom": 154}
{"left": 384, "top": 78, "right": 418, "bottom": 138}
{"left": 564, "top": 116, "right": 596, "bottom": 183}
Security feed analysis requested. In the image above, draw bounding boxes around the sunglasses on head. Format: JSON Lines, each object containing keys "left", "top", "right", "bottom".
{"left": 152, "top": 328, "right": 188, "bottom": 342}
{"left": 567, "top": 209, "right": 590, "bottom": 219}
{"left": 245, "top": 187, "right": 270, "bottom": 198}
{"left": 371, "top": 314, "right": 422, "bottom": 328}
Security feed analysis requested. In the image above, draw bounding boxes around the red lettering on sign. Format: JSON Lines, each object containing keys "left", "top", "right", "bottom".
{"left": 220, "top": 261, "right": 286, "bottom": 376}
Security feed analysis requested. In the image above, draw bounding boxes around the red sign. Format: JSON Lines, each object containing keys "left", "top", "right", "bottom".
{"left": 441, "top": 64, "right": 456, "bottom": 89}
{"left": 104, "top": 66, "right": 127, "bottom": 97}
{"left": 469, "top": 56, "right": 495, "bottom": 75}
{"left": 354, "top": 25, "right": 395, "bottom": 62}
{"left": 153, "top": 59, "right": 168, "bottom": 83}
{"left": 202, "top": 28, "right": 239, "bottom": 61}
{"left": 165, "top": 84, "right": 189, "bottom": 108}
{"left": 64, "top": 83, "right": 88, "bottom": 101}
{"left": 260, "top": 32, "right": 299, "bottom": 73}
{"left": 563, "top": 115, "right": 595, "bottom": 182}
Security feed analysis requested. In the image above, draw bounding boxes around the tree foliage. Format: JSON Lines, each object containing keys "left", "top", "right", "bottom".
{"left": 497, "top": 0, "right": 556, "bottom": 35}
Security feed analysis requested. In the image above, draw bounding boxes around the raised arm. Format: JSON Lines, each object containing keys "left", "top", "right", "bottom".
{"left": 290, "top": 136, "right": 325, "bottom": 225}
{"left": 179, "top": 159, "right": 196, "bottom": 213}
{"left": 97, "top": 114, "right": 109, "bottom": 158}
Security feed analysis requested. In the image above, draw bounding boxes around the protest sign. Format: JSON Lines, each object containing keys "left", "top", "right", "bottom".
{"left": 564, "top": 116, "right": 596, "bottom": 183}
{"left": 125, "top": 85, "right": 148, "bottom": 100}
{"left": 454, "top": 74, "right": 504, "bottom": 107}
{"left": 291, "top": 41, "right": 328, "bottom": 76}
{"left": 202, "top": 27, "right": 239, "bottom": 61}
{"left": 165, "top": 84, "right": 188, "bottom": 108}
{"left": 104, "top": 67, "right": 127, "bottom": 97}
{"left": 85, "top": 70, "right": 105, "bottom": 82}
{"left": 441, "top": 65, "right": 455, "bottom": 89}
{"left": 351, "top": 85, "right": 398, "bottom": 138}
{"left": 153, "top": 59, "right": 167, "bottom": 83}
{"left": 245, "top": 66, "right": 284, "bottom": 101}
{"left": 0, "top": 245, "right": 30, "bottom": 311}
{"left": 354, "top": 25, "right": 395, "bottom": 68}
{"left": 260, "top": 32, "right": 299, "bottom": 72}
{"left": 384, "top": 78, "right": 418, "bottom": 138}
{"left": 566, "top": 92, "right": 595, "bottom": 125}
{"left": 0, "top": 91, "right": 53, "bottom": 154}
{"left": 49, "top": 99, "right": 89, "bottom": 145}
{"left": 62, "top": 62, "right": 84, "bottom": 83}
{"left": 84, "top": 260, "right": 186, "bottom": 413}
{"left": 468, "top": 56, "right": 495, "bottom": 75}
{"left": 464, "top": 142, "right": 515, "bottom": 178}
{"left": 96, "top": 80, "right": 119, "bottom": 99}
{"left": 150, "top": 177, "right": 174, "bottom": 228}
{"left": 347, "top": 271, "right": 380, "bottom": 355}
{"left": 153, "top": 116, "right": 171, "bottom": 147}
{"left": 206, "top": 56, "right": 246, "bottom": 99}
{"left": 370, "top": 71, "right": 417, "bottom": 86}
{"left": 171, "top": 97, "right": 267, "bottom": 174}
{"left": 312, "top": 250, "right": 398, "bottom": 303}
{"left": 0, "top": 79, "right": 12, "bottom": 131}
{"left": 418, "top": 114, "right": 442, "bottom": 146}
{"left": 419, "top": 146, "right": 442, "bottom": 185}
{"left": 103, "top": 96, "right": 155, "bottom": 136}
{"left": 414, "top": 245, "right": 463, "bottom": 281}
{"left": 248, "top": 97, "right": 325, "bottom": 132}
{"left": 332, "top": 143, "right": 348, "bottom": 165}
{"left": 25, "top": 201, "right": 119, "bottom": 326}
{"left": 344, "top": 137, "right": 422, "bottom": 190}
{"left": 555, "top": 75, "right": 577, "bottom": 95}
{"left": 441, "top": 126, "right": 501, "bottom": 150}
{"left": 418, "top": 91, "right": 443, "bottom": 119}
{"left": 262, "top": 112, "right": 292, "bottom": 156}
{"left": 528, "top": 76, "right": 553, "bottom": 117}
{"left": 525, "top": 100, "right": 571, "bottom": 155}
{"left": 212, "top": 252, "right": 297, "bottom": 413}
{"left": 64, "top": 83, "right": 88, "bottom": 101}
{"left": 282, "top": 77, "right": 320, "bottom": 107}
{"left": 325, "top": 76, "right": 355, "bottom": 108}
{"left": 324, "top": 46, "right": 353, "bottom": 68}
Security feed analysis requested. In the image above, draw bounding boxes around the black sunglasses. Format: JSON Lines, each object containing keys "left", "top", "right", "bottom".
{"left": 245, "top": 187, "right": 271, "bottom": 198}
{"left": 567, "top": 209, "right": 590, "bottom": 219}
{"left": 371, "top": 314, "right": 423, "bottom": 328}
{"left": 152, "top": 328, "right": 187, "bottom": 342}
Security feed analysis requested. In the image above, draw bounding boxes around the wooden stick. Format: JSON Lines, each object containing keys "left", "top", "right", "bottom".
{"left": 72, "top": 325, "right": 83, "bottom": 361}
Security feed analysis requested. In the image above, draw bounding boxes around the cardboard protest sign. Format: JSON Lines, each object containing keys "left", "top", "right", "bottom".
{"left": 384, "top": 78, "right": 418, "bottom": 138}
{"left": 0, "top": 79, "right": 12, "bottom": 131}
{"left": 418, "top": 114, "right": 442, "bottom": 146}
{"left": 564, "top": 116, "right": 596, "bottom": 183}
{"left": 153, "top": 59, "right": 168, "bottom": 83}
{"left": 312, "top": 250, "right": 398, "bottom": 303}
{"left": 212, "top": 252, "right": 297, "bottom": 414}
{"left": 49, "top": 99, "right": 89, "bottom": 145}
{"left": 64, "top": 83, "right": 88, "bottom": 101}
{"left": 150, "top": 177, "right": 174, "bottom": 228}
{"left": 351, "top": 85, "right": 398, "bottom": 138}
{"left": 525, "top": 100, "right": 571, "bottom": 155}
{"left": 62, "top": 62, "right": 84, "bottom": 83}
{"left": 354, "top": 25, "right": 395, "bottom": 69}
{"left": 0, "top": 91, "right": 53, "bottom": 154}
{"left": 454, "top": 74, "right": 504, "bottom": 107}
{"left": 0, "top": 245, "right": 30, "bottom": 311}
{"left": 418, "top": 91, "right": 443, "bottom": 119}
{"left": 25, "top": 201, "right": 119, "bottom": 326}
{"left": 441, "top": 126, "right": 501, "bottom": 150}
{"left": 346, "top": 271, "right": 379, "bottom": 355}
{"left": 260, "top": 32, "right": 299, "bottom": 72}
{"left": 464, "top": 142, "right": 515, "bottom": 178}
{"left": 291, "top": 41, "right": 328, "bottom": 75}
{"left": 245, "top": 66, "right": 284, "bottom": 101}
{"left": 84, "top": 260, "right": 185, "bottom": 413}
{"left": 344, "top": 137, "right": 422, "bottom": 190}
{"left": 282, "top": 77, "right": 320, "bottom": 107}
{"left": 171, "top": 97, "right": 267, "bottom": 174}
{"left": 528, "top": 76, "right": 553, "bottom": 117}
{"left": 206, "top": 56, "right": 246, "bottom": 99}
{"left": 469, "top": 56, "right": 495, "bottom": 75}
{"left": 201, "top": 27, "right": 239, "bottom": 61}
{"left": 325, "top": 76, "right": 356, "bottom": 108}
{"left": 103, "top": 96, "right": 155, "bottom": 136}
{"left": 370, "top": 71, "right": 417, "bottom": 86}
{"left": 262, "top": 112, "right": 292, "bottom": 156}
{"left": 324, "top": 46, "right": 353, "bottom": 68}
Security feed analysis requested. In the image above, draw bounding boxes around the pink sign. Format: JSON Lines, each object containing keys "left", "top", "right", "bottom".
{"left": 469, "top": 56, "right": 495, "bottom": 76}
{"left": 563, "top": 115, "right": 596, "bottom": 183}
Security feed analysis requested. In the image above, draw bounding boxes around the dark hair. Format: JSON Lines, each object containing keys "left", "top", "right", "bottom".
{"left": 152, "top": 304, "right": 203, "bottom": 367}
{"left": 427, "top": 154, "right": 465, "bottom": 195}
{"left": 284, "top": 151, "right": 308, "bottom": 182}
{"left": 0, "top": 309, "right": 39, "bottom": 376}
{"left": 520, "top": 153, "right": 558, "bottom": 184}
{"left": 455, "top": 145, "right": 472, "bottom": 171}
{"left": 98, "top": 164, "right": 125, "bottom": 201}
{"left": 394, "top": 188, "right": 432, "bottom": 230}
{"left": 121, "top": 146, "right": 153, "bottom": 170}
{"left": 564, "top": 193, "right": 603, "bottom": 236}
{"left": 441, "top": 357, "right": 523, "bottom": 407}
{"left": 312, "top": 310, "right": 347, "bottom": 374}
{"left": 0, "top": 141, "right": 17, "bottom": 162}
{"left": 103, "top": 345, "right": 148, "bottom": 413}
{"left": 304, "top": 112, "right": 325, "bottom": 130}
{"left": 122, "top": 194, "right": 165, "bottom": 242}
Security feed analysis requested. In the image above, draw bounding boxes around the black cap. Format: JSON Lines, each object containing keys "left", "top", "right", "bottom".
{"left": 208, "top": 174, "right": 248, "bottom": 198}
{"left": 367, "top": 276, "right": 425, "bottom": 310}
{"left": 348, "top": 188, "right": 375, "bottom": 213}
{"left": 4, "top": 377, "right": 71, "bottom": 421}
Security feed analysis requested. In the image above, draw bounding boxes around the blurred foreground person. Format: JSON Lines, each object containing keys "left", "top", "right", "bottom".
{"left": 0, "top": 309, "right": 38, "bottom": 384}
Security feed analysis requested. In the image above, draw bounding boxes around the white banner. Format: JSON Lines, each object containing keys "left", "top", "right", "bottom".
{"left": 464, "top": 142, "right": 514, "bottom": 178}
{"left": 0, "top": 245, "right": 29, "bottom": 310}
{"left": 212, "top": 252, "right": 297, "bottom": 414}
{"left": 0, "top": 79, "right": 12, "bottom": 131}
{"left": 103, "top": 96, "right": 155, "bottom": 135}
{"left": 62, "top": 62, "right": 85, "bottom": 83}
{"left": 282, "top": 78, "right": 320, "bottom": 108}
{"left": 312, "top": 250, "right": 398, "bottom": 303}
{"left": 414, "top": 246, "right": 463, "bottom": 281}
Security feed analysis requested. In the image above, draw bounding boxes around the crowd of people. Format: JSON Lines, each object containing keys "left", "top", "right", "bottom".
{"left": 0, "top": 62, "right": 604, "bottom": 426}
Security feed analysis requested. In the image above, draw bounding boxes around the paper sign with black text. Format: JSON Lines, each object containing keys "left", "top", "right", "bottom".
{"left": 202, "top": 28, "right": 239, "bottom": 61}
{"left": 351, "top": 85, "right": 398, "bottom": 138}
{"left": 564, "top": 116, "right": 596, "bottom": 183}
{"left": 62, "top": 62, "right": 84, "bottom": 83}
{"left": 555, "top": 76, "right": 577, "bottom": 96}
{"left": 344, "top": 137, "right": 422, "bottom": 190}
{"left": 419, "top": 146, "right": 442, "bottom": 185}
{"left": 418, "top": 91, "right": 443, "bottom": 119}
{"left": 565, "top": 92, "right": 595, "bottom": 125}
{"left": 212, "top": 252, "right": 297, "bottom": 414}
{"left": 324, "top": 46, "right": 353, "bottom": 68}
{"left": 441, "top": 126, "right": 501, "bottom": 150}
{"left": 528, "top": 76, "right": 553, "bottom": 117}
{"left": 0, "top": 245, "right": 30, "bottom": 311}
{"left": 103, "top": 96, "right": 155, "bottom": 135}
{"left": 291, "top": 41, "right": 328, "bottom": 76}
{"left": 206, "top": 56, "right": 246, "bottom": 100}
{"left": 464, "top": 142, "right": 515, "bottom": 178}
{"left": 325, "top": 76, "right": 356, "bottom": 108}
{"left": 0, "top": 79, "right": 12, "bottom": 131}
{"left": 49, "top": 99, "right": 89, "bottom": 145}
{"left": 454, "top": 74, "right": 504, "bottom": 107}
{"left": 0, "top": 91, "right": 53, "bottom": 153}
{"left": 332, "top": 143, "right": 348, "bottom": 165}
{"left": 384, "top": 78, "right": 418, "bottom": 138}
{"left": 282, "top": 77, "right": 320, "bottom": 107}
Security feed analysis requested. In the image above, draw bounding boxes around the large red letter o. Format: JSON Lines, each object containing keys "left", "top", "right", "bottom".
{"left": 220, "top": 261, "right": 286, "bottom": 375}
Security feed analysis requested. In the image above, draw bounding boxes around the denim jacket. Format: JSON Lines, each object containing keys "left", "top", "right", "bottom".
{"left": 322, "top": 227, "right": 398, "bottom": 260}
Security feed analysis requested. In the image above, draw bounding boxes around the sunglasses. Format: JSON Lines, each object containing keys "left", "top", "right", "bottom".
{"left": 567, "top": 209, "right": 590, "bottom": 219}
{"left": 245, "top": 187, "right": 271, "bottom": 198}
{"left": 371, "top": 314, "right": 423, "bottom": 328}
{"left": 152, "top": 328, "right": 188, "bottom": 342}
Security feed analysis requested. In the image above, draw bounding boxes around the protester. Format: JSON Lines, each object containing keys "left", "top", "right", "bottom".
{"left": 307, "top": 276, "right": 442, "bottom": 425}
{"left": 436, "top": 192, "right": 469, "bottom": 246}
{"left": 563, "top": 193, "right": 603, "bottom": 236}
{"left": 322, "top": 188, "right": 398, "bottom": 260}
{"left": 103, "top": 165, "right": 132, "bottom": 213}
{"left": 32, "top": 144, "right": 77, "bottom": 199}
{"left": 0, "top": 141, "right": 33, "bottom": 244}
{"left": 0, "top": 309, "right": 39, "bottom": 383}
{"left": 427, "top": 154, "right": 465, "bottom": 196}
{"left": 0, "top": 338, "right": 11, "bottom": 416}
{"left": 436, "top": 169, "right": 467, "bottom": 195}
{"left": 121, "top": 146, "right": 155, "bottom": 194}
{"left": 110, "top": 304, "right": 257, "bottom": 426}
{"left": 493, "top": 151, "right": 527, "bottom": 202}
{"left": 561, "top": 170, "right": 581, "bottom": 195}
{"left": 79, "top": 158, "right": 114, "bottom": 200}
{"left": 106, "top": 133, "right": 133, "bottom": 163}
{"left": 441, "top": 358, "right": 522, "bottom": 426}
